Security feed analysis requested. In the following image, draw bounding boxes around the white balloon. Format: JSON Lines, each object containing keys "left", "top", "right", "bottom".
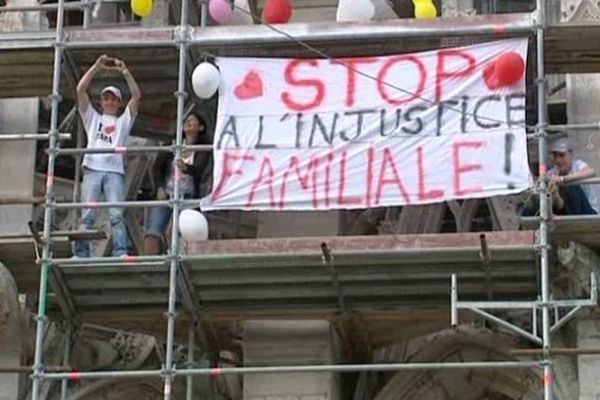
{"left": 336, "top": 0, "right": 375, "bottom": 21}
{"left": 178, "top": 209, "right": 209, "bottom": 241}
{"left": 191, "top": 62, "right": 220, "bottom": 99}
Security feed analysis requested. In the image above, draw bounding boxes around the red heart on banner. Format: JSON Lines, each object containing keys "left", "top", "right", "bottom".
{"left": 234, "top": 70, "right": 263, "bottom": 100}
{"left": 104, "top": 126, "right": 116, "bottom": 135}
{"left": 482, "top": 61, "right": 500, "bottom": 90}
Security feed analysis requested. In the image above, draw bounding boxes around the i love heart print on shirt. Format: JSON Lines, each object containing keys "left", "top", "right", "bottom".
{"left": 96, "top": 119, "right": 118, "bottom": 144}
{"left": 80, "top": 105, "right": 134, "bottom": 175}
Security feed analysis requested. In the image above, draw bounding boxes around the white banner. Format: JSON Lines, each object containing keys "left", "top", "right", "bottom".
{"left": 201, "top": 39, "right": 531, "bottom": 211}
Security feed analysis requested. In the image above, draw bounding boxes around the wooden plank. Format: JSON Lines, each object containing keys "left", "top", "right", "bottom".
{"left": 521, "top": 217, "right": 600, "bottom": 249}
{"left": 187, "top": 231, "right": 536, "bottom": 254}
{"left": 0, "top": 51, "right": 54, "bottom": 65}
{"left": 67, "top": 26, "right": 174, "bottom": 43}
{"left": 0, "top": 64, "right": 53, "bottom": 77}
{"left": 0, "top": 238, "right": 72, "bottom": 293}
{"left": 63, "top": 267, "right": 536, "bottom": 290}
{"left": 70, "top": 281, "right": 535, "bottom": 308}
{"left": 0, "top": 229, "right": 106, "bottom": 241}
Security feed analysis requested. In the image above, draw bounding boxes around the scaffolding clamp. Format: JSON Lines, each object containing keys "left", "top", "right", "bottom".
{"left": 174, "top": 24, "right": 192, "bottom": 45}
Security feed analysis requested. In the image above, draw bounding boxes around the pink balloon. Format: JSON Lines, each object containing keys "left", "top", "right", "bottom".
{"left": 209, "top": 0, "right": 233, "bottom": 24}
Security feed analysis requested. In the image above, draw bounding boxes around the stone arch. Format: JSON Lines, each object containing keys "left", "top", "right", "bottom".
{"left": 374, "top": 328, "right": 549, "bottom": 400}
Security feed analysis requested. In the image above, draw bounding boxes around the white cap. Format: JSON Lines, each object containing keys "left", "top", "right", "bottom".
{"left": 101, "top": 85, "right": 122, "bottom": 100}
{"left": 550, "top": 138, "right": 572, "bottom": 154}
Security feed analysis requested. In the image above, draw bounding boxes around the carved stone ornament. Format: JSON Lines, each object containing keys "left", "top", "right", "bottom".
{"left": 109, "top": 331, "right": 156, "bottom": 369}
{"left": 373, "top": 327, "right": 549, "bottom": 400}
{"left": 66, "top": 378, "right": 162, "bottom": 400}
{"left": 561, "top": 0, "right": 600, "bottom": 22}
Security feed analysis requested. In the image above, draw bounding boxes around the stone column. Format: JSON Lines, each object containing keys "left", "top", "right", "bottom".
{"left": 0, "top": 100, "right": 39, "bottom": 234}
{"left": 0, "top": 0, "right": 44, "bottom": 235}
{"left": 562, "top": 0, "right": 600, "bottom": 168}
{"left": 242, "top": 320, "right": 340, "bottom": 400}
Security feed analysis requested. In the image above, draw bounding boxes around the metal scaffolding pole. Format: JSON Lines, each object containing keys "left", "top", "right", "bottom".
{"left": 200, "top": 0, "right": 208, "bottom": 27}
{"left": 31, "top": 0, "right": 66, "bottom": 398}
{"left": 0, "top": 133, "right": 70, "bottom": 141}
{"left": 82, "top": 0, "right": 92, "bottom": 28}
{"left": 0, "top": 0, "right": 126, "bottom": 12}
{"left": 186, "top": 318, "right": 195, "bottom": 400}
{"left": 0, "top": 366, "right": 69, "bottom": 373}
{"left": 535, "top": 0, "right": 553, "bottom": 399}
{"left": 51, "top": 198, "right": 200, "bottom": 209}
{"left": 54, "top": 199, "right": 173, "bottom": 209}
{"left": 0, "top": 196, "right": 53, "bottom": 205}
{"left": 54, "top": 144, "right": 213, "bottom": 155}
{"left": 54, "top": 14, "right": 536, "bottom": 51}
{"left": 41, "top": 360, "right": 543, "bottom": 381}
{"left": 71, "top": 121, "right": 85, "bottom": 208}
{"left": 187, "top": 17, "right": 535, "bottom": 46}
{"left": 548, "top": 122, "right": 600, "bottom": 132}
{"left": 0, "top": 2, "right": 81, "bottom": 12}
{"left": 59, "top": 326, "right": 72, "bottom": 400}
{"left": 162, "top": 0, "right": 190, "bottom": 397}
{"left": 65, "top": 40, "right": 176, "bottom": 49}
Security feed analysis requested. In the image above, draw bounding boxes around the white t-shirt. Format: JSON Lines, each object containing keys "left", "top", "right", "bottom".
{"left": 79, "top": 104, "right": 134, "bottom": 175}
{"left": 549, "top": 159, "right": 599, "bottom": 213}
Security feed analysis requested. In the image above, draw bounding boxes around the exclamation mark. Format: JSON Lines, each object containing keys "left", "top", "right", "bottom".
{"left": 505, "top": 133, "right": 515, "bottom": 189}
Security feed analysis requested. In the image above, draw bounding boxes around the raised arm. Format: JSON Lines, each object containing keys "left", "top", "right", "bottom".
{"left": 114, "top": 59, "right": 141, "bottom": 118}
{"left": 77, "top": 55, "right": 108, "bottom": 112}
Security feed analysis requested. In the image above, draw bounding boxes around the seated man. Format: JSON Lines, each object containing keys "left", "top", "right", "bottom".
{"left": 548, "top": 138, "right": 598, "bottom": 215}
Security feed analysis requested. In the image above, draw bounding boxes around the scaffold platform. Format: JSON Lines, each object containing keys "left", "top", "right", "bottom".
{"left": 521, "top": 215, "right": 600, "bottom": 250}
{"left": 0, "top": 229, "right": 105, "bottom": 292}
{"left": 23, "top": 230, "right": 538, "bottom": 346}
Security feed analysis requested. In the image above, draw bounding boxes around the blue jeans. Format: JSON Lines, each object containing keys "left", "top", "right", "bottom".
{"left": 145, "top": 193, "right": 195, "bottom": 239}
{"left": 73, "top": 169, "right": 128, "bottom": 257}
{"left": 145, "top": 205, "right": 172, "bottom": 239}
{"left": 559, "top": 185, "right": 597, "bottom": 215}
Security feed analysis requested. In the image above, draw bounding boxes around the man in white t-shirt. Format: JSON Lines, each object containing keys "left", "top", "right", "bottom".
{"left": 73, "top": 54, "right": 141, "bottom": 257}
{"left": 548, "top": 138, "right": 598, "bottom": 215}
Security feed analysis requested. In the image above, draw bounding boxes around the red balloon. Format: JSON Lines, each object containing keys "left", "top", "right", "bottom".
{"left": 262, "top": 0, "right": 292, "bottom": 24}
{"left": 494, "top": 51, "right": 525, "bottom": 86}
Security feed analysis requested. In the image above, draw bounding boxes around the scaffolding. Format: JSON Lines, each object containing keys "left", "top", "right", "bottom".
{"left": 0, "top": 0, "right": 599, "bottom": 400}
